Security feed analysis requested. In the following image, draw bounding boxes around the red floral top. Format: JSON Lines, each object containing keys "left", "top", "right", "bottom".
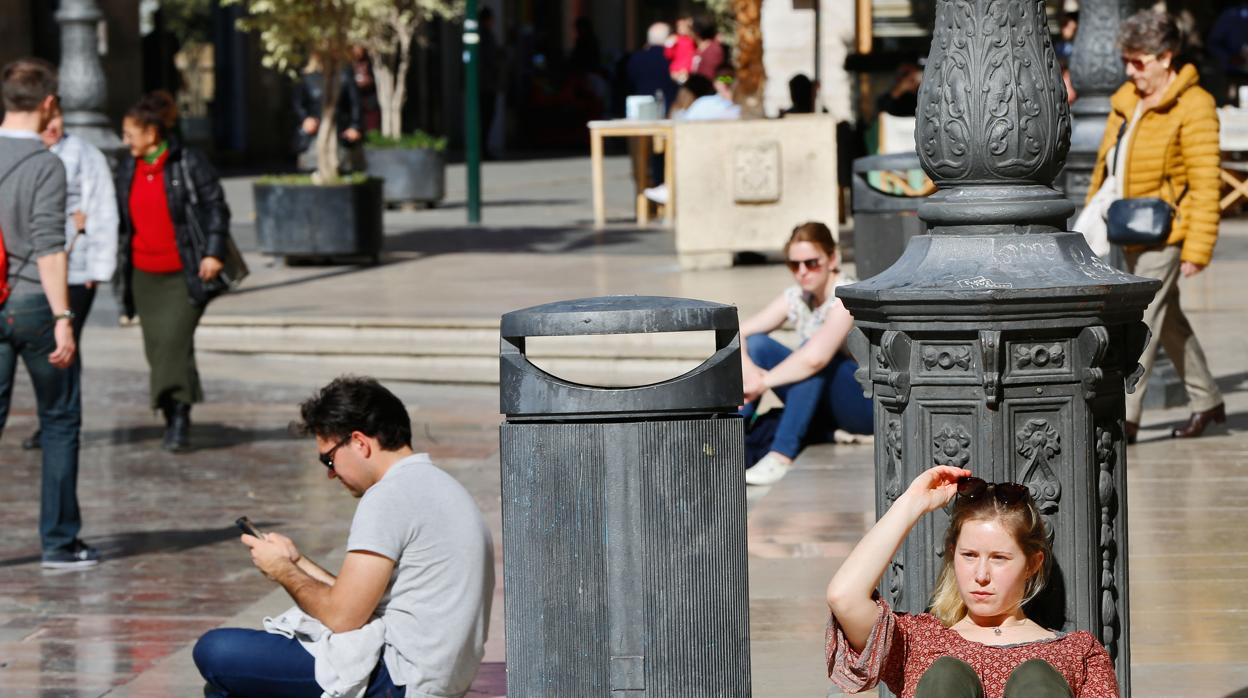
{"left": 825, "top": 598, "right": 1119, "bottom": 698}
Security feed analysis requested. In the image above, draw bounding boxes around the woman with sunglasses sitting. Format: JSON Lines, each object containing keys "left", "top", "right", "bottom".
{"left": 824, "top": 467, "right": 1118, "bottom": 697}
{"left": 738, "top": 221, "right": 873, "bottom": 486}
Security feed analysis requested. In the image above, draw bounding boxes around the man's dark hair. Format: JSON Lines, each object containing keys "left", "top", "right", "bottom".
{"left": 788, "top": 73, "right": 814, "bottom": 113}
{"left": 294, "top": 376, "right": 412, "bottom": 450}
{"left": 692, "top": 15, "right": 718, "bottom": 41}
{"left": 683, "top": 74, "right": 716, "bottom": 99}
{"left": 2, "top": 58, "right": 57, "bottom": 112}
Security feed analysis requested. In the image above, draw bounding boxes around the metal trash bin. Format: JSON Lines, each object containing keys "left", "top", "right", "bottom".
{"left": 850, "top": 153, "right": 928, "bottom": 280}
{"left": 499, "top": 295, "right": 752, "bottom": 697}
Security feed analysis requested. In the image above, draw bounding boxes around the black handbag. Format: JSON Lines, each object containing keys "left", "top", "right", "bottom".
{"left": 1105, "top": 119, "right": 1185, "bottom": 246}
{"left": 179, "top": 158, "right": 249, "bottom": 292}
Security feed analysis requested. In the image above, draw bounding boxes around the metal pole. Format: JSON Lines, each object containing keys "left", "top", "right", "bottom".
{"left": 56, "top": 0, "right": 124, "bottom": 167}
{"left": 463, "top": 0, "right": 482, "bottom": 224}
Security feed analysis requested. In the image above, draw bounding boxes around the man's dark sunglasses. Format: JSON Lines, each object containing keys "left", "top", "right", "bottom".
{"left": 318, "top": 436, "right": 351, "bottom": 470}
{"left": 956, "top": 477, "right": 1031, "bottom": 506}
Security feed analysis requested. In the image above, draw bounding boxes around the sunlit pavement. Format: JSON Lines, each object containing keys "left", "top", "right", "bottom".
{"left": 1, "top": 156, "right": 1246, "bottom": 696}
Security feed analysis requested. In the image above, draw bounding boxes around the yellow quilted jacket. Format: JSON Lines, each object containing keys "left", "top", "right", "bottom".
{"left": 1086, "top": 64, "right": 1221, "bottom": 266}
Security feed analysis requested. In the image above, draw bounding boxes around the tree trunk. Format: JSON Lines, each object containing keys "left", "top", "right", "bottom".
{"left": 391, "top": 26, "right": 414, "bottom": 139}
{"left": 373, "top": 53, "right": 398, "bottom": 139}
{"left": 317, "top": 56, "right": 342, "bottom": 182}
{"left": 734, "top": 0, "right": 766, "bottom": 118}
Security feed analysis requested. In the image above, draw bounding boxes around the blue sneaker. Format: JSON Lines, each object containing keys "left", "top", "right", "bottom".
{"left": 41, "top": 539, "right": 101, "bottom": 569}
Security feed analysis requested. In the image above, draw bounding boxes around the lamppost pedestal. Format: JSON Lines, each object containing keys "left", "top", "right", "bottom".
{"left": 837, "top": 1, "right": 1156, "bottom": 694}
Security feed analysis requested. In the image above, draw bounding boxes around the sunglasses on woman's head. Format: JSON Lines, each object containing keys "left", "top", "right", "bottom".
{"left": 786, "top": 257, "right": 824, "bottom": 273}
{"left": 956, "top": 477, "right": 1031, "bottom": 506}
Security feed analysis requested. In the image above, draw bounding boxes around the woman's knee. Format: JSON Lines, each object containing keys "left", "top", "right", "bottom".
{"left": 916, "top": 656, "right": 984, "bottom": 698}
{"left": 746, "top": 334, "right": 787, "bottom": 365}
{"left": 1004, "top": 659, "right": 1073, "bottom": 698}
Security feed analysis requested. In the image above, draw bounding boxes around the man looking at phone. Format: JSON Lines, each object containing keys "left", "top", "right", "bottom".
{"left": 192, "top": 376, "right": 495, "bottom": 697}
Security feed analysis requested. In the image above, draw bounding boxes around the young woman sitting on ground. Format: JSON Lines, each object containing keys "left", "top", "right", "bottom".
{"left": 738, "top": 221, "right": 873, "bottom": 486}
{"left": 824, "top": 466, "right": 1119, "bottom": 697}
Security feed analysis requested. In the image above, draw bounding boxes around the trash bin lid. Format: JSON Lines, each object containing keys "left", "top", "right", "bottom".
{"left": 499, "top": 296, "right": 743, "bottom": 419}
{"left": 501, "top": 295, "right": 740, "bottom": 338}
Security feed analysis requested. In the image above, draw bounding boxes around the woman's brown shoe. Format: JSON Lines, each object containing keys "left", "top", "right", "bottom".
{"left": 1171, "top": 403, "right": 1226, "bottom": 439}
{"left": 1125, "top": 421, "right": 1139, "bottom": 445}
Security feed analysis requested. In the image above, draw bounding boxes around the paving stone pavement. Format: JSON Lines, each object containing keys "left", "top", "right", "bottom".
{"left": 0, "top": 155, "right": 1246, "bottom": 696}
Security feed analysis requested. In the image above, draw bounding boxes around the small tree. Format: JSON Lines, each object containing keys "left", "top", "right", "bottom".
{"left": 358, "top": 0, "right": 462, "bottom": 140}
{"left": 223, "top": 0, "right": 364, "bottom": 182}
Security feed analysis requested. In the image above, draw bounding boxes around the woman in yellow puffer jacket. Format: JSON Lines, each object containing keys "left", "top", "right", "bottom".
{"left": 1087, "top": 10, "right": 1224, "bottom": 445}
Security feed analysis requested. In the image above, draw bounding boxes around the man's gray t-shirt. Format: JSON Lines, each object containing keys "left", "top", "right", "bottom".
{"left": 0, "top": 130, "right": 68, "bottom": 297}
{"left": 347, "top": 453, "right": 494, "bottom": 697}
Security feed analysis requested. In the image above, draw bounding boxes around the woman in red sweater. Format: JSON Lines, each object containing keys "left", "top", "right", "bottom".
{"left": 115, "top": 91, "right": 231, "bottom": 452}
{"left": 825, "top": 468, "right": 1118, "bottom": 697}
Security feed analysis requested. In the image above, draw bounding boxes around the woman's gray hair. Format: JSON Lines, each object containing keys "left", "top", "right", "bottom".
{"left": 1118, "top": 9, "right": 1182, "bottom": 57}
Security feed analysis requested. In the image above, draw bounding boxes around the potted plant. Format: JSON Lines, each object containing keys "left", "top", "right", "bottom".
{"left": 223, "top": 0, "right": 384, "bottom": 262}
{"left": 364, "top": 130, "right": 448, "bottom": 207}
{"left": 358, "top": 0, "right": 460, "bottom": 206}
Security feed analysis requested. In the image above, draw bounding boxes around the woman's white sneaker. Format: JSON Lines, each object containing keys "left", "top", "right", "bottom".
{"left": 745, "top": 454, "right": 792, "bottom": 486}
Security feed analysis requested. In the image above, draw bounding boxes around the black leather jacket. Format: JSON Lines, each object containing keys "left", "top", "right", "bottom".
{"left": 292, "top": 68, "right": 362, "bottom": 153}
{"left": 114, "top": 141, "right": 231, "bottom": 317}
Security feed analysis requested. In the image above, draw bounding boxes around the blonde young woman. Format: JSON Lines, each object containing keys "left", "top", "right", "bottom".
{"left": 824, "top": 468, "right": 1118, "bottom": 697}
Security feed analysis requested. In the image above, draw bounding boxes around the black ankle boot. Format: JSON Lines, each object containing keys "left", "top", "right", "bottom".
{"left": 163, "top": 402, "right": 191, "bottom": 452}
{"left": 22, "top": 428, "right": 42, "bottom": 450}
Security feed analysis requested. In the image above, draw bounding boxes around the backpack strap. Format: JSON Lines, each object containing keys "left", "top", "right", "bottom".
{"left": 0, "top": 148, "right": 50, "bottom": 285}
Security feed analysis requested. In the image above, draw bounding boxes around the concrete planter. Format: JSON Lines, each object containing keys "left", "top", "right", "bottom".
{"left": 364, "top": 146, "right": 445, "bottom": 206}
{"left": 254, "top": 177, "right": 384, "bottom": 263}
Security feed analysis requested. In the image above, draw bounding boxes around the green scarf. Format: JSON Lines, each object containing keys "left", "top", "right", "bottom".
{"left": 143, "top": 140, "right": 168, "bottom": 165}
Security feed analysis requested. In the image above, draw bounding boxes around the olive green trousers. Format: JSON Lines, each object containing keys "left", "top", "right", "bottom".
{"left": 132, "top": 269, "right": 204, "bottom": 409}
{"left": 915, "top": 656, "right": 1073, "bottom": 698}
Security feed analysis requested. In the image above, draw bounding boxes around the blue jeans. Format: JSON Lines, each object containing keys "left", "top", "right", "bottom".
{"left": 742, "top": 334, "right": 873, "bottom": 459}
{"left": 194, "top": 628, "right": 402, "bottom": 697}
{"left": 0, "top": 293, "right": 83, "bottom": 553}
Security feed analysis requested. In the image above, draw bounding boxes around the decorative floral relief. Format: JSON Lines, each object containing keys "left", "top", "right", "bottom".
{"left": 917, "top": 0, "right": 1069, "bottom": 185}
{"left": 1013, "top": 343, "right": 1065, "bottom": 369}
{"left": 1016, "top": 418, "right": 1062, "bottom": 540}
{"left": 922, "top": 345, "right": 973, "bottom": 371}
{"left": 933, "top": 424, "right": 973, "bottom": 468}
{"left": 885, "top": 419, "right": 904, "bottom": 608}
{"left": 1069, "top": 0, "right": 1129, "bottom": 94}
{"left": 1095, "top": 426, "right": 1120, "bottom": 660}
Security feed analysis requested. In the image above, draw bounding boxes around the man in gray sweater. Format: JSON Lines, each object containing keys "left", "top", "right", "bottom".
{"left": 0, "top": 58, "right": 95, "bottom": 568}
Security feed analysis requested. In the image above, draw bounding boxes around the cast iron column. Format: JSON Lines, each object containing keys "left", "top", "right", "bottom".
{"left": 56, "top": 0, "right": 124, "bottom": 164}
{"left": 837, "top": 1, "right": 1159, "bottom": 693}
{"left": 1063, "top": 0, "right": 1131, "bottom": 211}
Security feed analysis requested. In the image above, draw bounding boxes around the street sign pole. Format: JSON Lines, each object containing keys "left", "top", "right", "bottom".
{"left": 463, "top": 0, "right": 482, "bottom": 224}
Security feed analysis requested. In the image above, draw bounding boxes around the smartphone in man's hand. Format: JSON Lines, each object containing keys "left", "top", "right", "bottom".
{"left": 235, "top": 516, "right": 265, "bottom": 539}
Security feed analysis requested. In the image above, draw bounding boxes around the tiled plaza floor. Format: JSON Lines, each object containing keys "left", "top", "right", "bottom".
{"left": 1, "top": 156, "right": 1246, "bottom": 696}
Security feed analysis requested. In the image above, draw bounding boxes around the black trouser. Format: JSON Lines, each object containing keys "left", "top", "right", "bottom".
{"left": 68, "top": 284, "right": 96, "bottom": 346}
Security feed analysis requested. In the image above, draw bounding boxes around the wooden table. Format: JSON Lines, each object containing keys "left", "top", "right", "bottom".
{"left": 588, "top": 119, "right": 675, "bottom": 228}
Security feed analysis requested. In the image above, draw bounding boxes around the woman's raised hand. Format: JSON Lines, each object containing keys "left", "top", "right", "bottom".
{"left": 903, "top": 466, "right": 973, "bottom": 514}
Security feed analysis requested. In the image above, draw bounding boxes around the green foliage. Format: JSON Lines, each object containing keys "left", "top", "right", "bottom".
{"left": 257, "top": 172, "right": 371, "bottom": 186}
{"left": 159, "top": 0, "right": 214, "bottom": 44}
{"left": 220, "top": 0, "right": 361, "bottom": 76}
{"left": 364, "top": 129, "right": 447, "bottom": 151}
